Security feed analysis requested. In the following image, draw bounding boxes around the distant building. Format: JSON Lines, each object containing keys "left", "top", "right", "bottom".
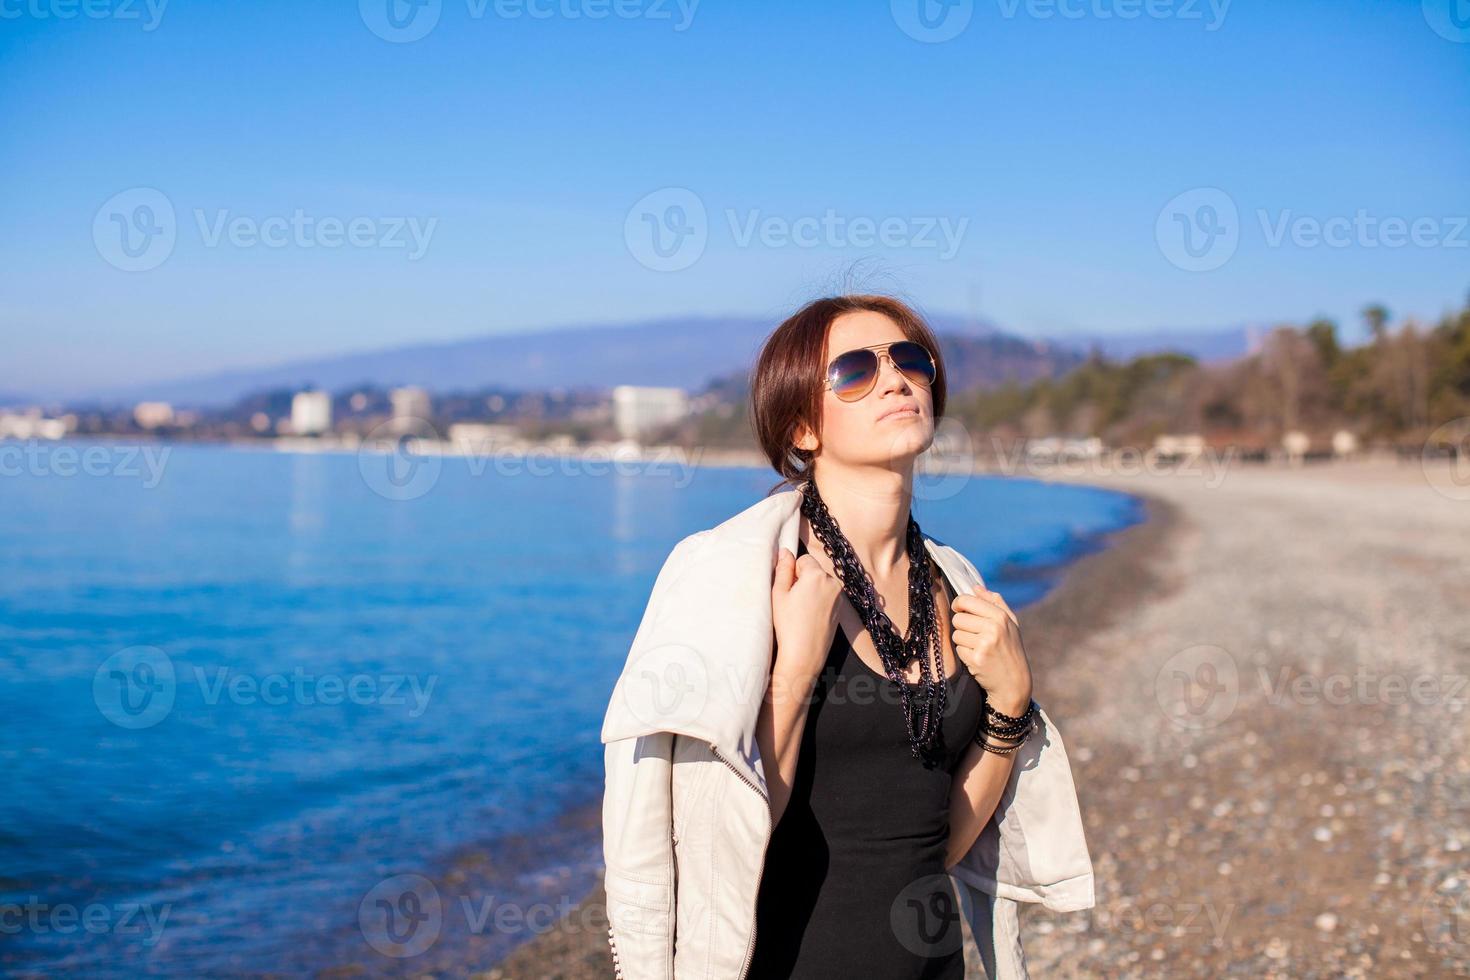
{"left": 389, "top": 386, "right": 432, "bottom": 433}
{"left": 1150, "top": 433, "right": 1206, "bottom": 462}
{"left": 1282, "top": 430, "right": 1310, "bottom": 464}
{"left": 0, "top": 409, "right": 69, "bottom": 440}
{"left": 134, "top": 402, "right": 174, "bottom": 429}
{"left": 291, "top": 391, "right": 332, "bottom": 435}
{"left": 1025, "top": 435, "right": 1104, "bottom": 463}
{"left": 612, "top": 385, "right": 688, "bottom": 441}
{"left": 447, "top": 422, "right": 520, "bottom": 454}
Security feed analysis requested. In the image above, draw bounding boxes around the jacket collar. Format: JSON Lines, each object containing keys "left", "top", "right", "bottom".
{"left": 600, "top": 484, "right": 979, "bottom": 779}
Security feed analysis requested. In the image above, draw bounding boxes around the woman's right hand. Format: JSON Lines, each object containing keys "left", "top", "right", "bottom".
{"left": 770, "top": 545, "right": 844, "bottom": 683}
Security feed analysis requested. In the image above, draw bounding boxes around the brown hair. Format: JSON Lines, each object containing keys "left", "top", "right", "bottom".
{"left": 748, "top": 294, "right": 948, "bottom": 495}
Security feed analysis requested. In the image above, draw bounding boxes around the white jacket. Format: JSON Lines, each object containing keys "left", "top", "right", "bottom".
{"left": 599, "top": 486, "right": 1095, "bottom": 979}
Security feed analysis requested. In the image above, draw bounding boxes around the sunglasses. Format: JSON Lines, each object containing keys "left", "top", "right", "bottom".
{"left": 823, "top": 340, "right": 937, "bottom": 402}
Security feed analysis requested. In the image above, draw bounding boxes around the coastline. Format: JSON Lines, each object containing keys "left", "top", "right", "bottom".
{"left": 479, "top": 456, "right": 1469, "bottom": 979}
{"left": 476, "top": 483, "right": 1181, "bottom": 979}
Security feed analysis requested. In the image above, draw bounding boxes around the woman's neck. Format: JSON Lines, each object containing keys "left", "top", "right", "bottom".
{"left": 804, "top": 464, "right": 914, "bottom": 578}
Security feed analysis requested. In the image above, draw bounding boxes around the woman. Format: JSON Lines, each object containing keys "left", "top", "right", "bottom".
{"left": 746, "top": 294, "right": 1038, "bottom": 978}
{"left": 599, "top": 293, "right": 1091, "bottom": 980}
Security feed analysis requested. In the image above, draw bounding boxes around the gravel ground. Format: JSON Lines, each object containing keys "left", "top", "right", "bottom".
{"left": 480, "top": 455, "right": 1470, "bottom": 979}
{"left": 1008, "top": 455, "right": 1470, "bottom": 979}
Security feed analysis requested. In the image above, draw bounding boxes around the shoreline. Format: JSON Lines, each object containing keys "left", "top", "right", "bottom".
{"left": 480, "top": 456, "right": 1469, "bottom": 978}
{"left": 477, "top": 483, "right": 1182, "bottom": 979}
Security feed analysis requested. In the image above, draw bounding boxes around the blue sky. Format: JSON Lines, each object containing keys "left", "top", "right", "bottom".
{"left": 1, "top": 0, "right": 1467, "bottom": 397}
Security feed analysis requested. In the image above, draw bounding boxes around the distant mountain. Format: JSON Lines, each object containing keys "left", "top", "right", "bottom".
{"left": 1036, "top": 325, "right": 1253, "bottom": 364}
{"left": 52, "top": 313, "right": 1245, "bottom": 409}
{"left": 82, "top": 316, "right": 779, "bottom": 408}
{"left": 937, "top": 333, "right": 1085, "bottom": 390}
{"left": 75, "top": 312, "right": 1010, "bottom": 408}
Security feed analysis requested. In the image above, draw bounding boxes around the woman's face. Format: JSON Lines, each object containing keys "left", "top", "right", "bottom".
{"left": 794, "top": 309, "right": 935, "bottom": 468}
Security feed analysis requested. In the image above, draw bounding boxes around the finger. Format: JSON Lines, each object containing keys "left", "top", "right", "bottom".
{"left": 951, "top": 592, "right": 1002, "bottom": 619}
{"left": 951, "top": 627, "right": 988, "bottom": 655}
{"left": 982, "top": 588, "right": 1019, "bottom": 628}
{"left": 946, "top": 620, "right": 1005, "bottom": 652}
{"left": 951, "top": 611, "right": 1002, "bottom": 635}
{"left": 953, "top": 589, "right": 1018, "bottom": 629}
{"left": 773, "top": 548, "right": 795, "bottom": 590}
{"left": 795, "top": 553, "right": 835, "bottom": 579}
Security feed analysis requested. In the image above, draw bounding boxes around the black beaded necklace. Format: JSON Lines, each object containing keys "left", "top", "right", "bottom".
{"left": 798, "top": 478, "right": 948, "bottom": 764}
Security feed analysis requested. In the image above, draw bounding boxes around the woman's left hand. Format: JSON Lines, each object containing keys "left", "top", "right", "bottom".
{"left": 951, "top": 585, "right": 1033, "bottom": 717}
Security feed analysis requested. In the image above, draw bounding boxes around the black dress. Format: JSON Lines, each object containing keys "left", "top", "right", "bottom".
{"left": 748, "top": 537, "right": 984, "bottom": 979}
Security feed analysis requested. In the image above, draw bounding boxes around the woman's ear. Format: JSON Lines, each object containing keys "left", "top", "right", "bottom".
{"left": 792, "top": 421, "right": 819, "bottom": 453}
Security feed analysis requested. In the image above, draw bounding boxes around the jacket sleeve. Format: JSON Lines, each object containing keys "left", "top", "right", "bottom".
{"left": 602, "top": 733, "right": 675, "bottom": 980}
{"left": 600, "top": 530, "right": 711, "bottom": 979}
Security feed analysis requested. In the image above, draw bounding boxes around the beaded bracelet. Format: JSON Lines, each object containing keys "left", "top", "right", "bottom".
{"left": 974, "top": 697, "right": 1037, "bottom": 754}
{"left": 986, "top": 697, "right": 1036, "bottom": 728}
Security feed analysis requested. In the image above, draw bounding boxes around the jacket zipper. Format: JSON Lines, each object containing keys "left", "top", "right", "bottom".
{"left": 710, "top": 745, "right": 771, "bottom": 980}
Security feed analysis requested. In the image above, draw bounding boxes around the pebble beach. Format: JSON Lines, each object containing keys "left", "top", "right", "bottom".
{"left": 482, "top": 454, "right": 1470, "bottom": 979}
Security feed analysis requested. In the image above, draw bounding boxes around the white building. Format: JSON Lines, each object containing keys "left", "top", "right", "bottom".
{"left": 0, "top": 409, "right": 69, "bottom": 440}
{"left": 1150, "top": 433, "right": 1206, "bottom": 462}
{"left": 134, "top": 402, "right": 174, "bottom": 429}
{"left": 389, "top": 386, "right": 432, "bottom": 433}
{"left": 447, "top": 422, "right": 520, "bottom": 454}
{"left": 1025, "top": 435, "right": 1105, "bottom": 463}
{"left": 611, "top": 385, "right": 688, "bottom": 442}
{"left": 291, "top": 390, "right": 332, "bottom": 435}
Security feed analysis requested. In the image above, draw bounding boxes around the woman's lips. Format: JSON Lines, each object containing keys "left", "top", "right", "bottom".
{"left": 879, "top": 406, "right": 920, "bottom": 421}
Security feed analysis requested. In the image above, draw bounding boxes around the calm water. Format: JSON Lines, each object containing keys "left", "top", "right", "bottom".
{"left": 0, "top": 441, "right": 1143, "bottom": 976}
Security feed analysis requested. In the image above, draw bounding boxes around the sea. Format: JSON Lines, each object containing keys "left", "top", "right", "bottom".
{"left": 0, "top": 440, "right": 1144, "bottom": 976}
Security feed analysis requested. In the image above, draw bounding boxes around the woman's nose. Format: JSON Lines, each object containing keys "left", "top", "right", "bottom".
{"left": 875, "top": 351, "right": 910, "bottom": 392}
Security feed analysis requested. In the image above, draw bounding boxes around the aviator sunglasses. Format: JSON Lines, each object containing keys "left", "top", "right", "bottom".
{"left": 823, "top": 340, "right": 937, "bottom": 402}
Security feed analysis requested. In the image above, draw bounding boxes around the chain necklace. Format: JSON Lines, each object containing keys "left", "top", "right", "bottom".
{"left": 798, "top": 478, "right": 948, "bottom": 764}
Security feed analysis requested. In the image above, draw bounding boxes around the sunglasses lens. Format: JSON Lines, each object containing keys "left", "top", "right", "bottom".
{"left": 828, "top": 349, "right": 879, "bottom": 401}
{"left": 890, "top": 341, "right": 936, "bottom": 387}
